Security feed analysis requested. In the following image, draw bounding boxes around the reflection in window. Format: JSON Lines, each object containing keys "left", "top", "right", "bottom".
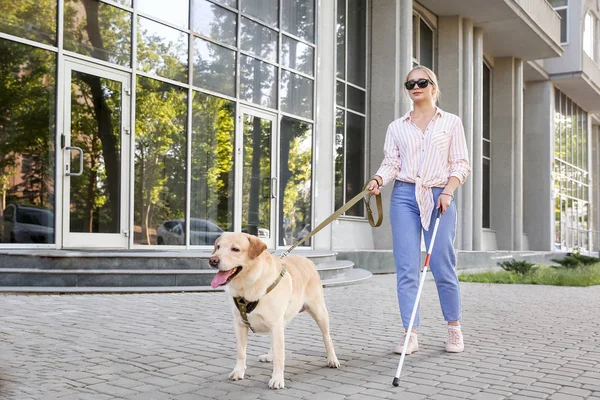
{"left": 193, "top": 38, "right": 236, "bottom": 96}
{"left": 282, "top": 36, "right": 314, "bottom": 75}
{"left": 240, "top": 55, "right": 277, "bottom": 108}
{"left": 240, "top": 17, "right": 278, "bottom": 62}
{"left": 483, "top": 62, "right": 491, "bottom": 229}
{"left": 334, "top": 109, "right": 345, "bottom": 211}
{"left": 137, "top": 0, "right": 189, "bottom": 28}
{"left": 279, "top": 117, "right": 312, "bottom": 246}
{"left": 68, "top": 71, "right": 122, "bottom": 234}
{"left": 241, "top": 0, "right": 278, "bottom": 28}
{"left": 64, "top": 0, "right": 132, "bottom": 67}
{"left": 137, "top": 17, "right": 188, "bottom": 83}
{"left": 345, "top": 112, "right": 365, "bottom": 217}
{"left": 281, "top": 70, "right": 313, "bottom": 119}
{"left": 190, "top": 92, "right": 235, "bottom": 244}
{"left": 335, "top": 0, "right": 368, "bottom": 217}
{"left": 192, "top": 0, "right": 237, "bottom": 46}
{"left": 282, "top": 0, "right": 315, "bottom": 43}
{"left": 553, "top": 88, "right": 590, "bottom": 251}
{"left": 0, "top": 39, "right": 55, "bottom": 244}
{"left": 346, "top": 0, "right": 367, "bottom": 87}
{"left": 0, "top": 0, "right": 57, "bottom": 45}
{"left": 134, "top": 77, "right": 187, "bottom": 245}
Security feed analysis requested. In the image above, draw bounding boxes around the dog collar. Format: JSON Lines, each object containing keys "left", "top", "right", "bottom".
{"left": 233, "top": 264, "right": 287, "bottom": 333}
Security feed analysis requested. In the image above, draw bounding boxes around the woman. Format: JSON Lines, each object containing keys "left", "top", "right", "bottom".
{"left": 367, "top": 66, "right": 471, "bottom": 354}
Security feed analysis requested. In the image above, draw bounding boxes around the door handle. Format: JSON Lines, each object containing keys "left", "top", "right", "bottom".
{"left": 65, "top": 146, "right": 84, "bottom": 177}
{"left": 271, "top": 177, "right": 277, "bottom": 199}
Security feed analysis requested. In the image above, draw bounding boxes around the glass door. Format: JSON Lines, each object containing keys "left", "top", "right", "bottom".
{"left": 61, "top": 59, "right": 130, "bottom": 248}
{"left": 236, "top": 107, "right": 277, "bottom": 249}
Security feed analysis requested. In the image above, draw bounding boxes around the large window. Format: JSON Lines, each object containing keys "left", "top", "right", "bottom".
{"left": 584, "top": 11, "right": 599, "bottom": 62}
{"left": 412, "top": 13, "right": 435, "bottom": 69}
{"left": 482, "top": 62, "right": 492, "bottom": 229}
{"left": 549, "top": 0, "right": 568, "bottom": 44}
{"left": 335, "top": 0, "right": 368, "bottom": 217}
{"left": 0, "top": 39, "right": 56, "bottom": 244}
{"left": 554, "top": 89, "right": 590, "bottom": 251}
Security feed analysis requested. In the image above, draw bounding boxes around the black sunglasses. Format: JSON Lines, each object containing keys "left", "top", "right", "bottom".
{"left": 404, "top": 79, "right": 434, "bottom": 90}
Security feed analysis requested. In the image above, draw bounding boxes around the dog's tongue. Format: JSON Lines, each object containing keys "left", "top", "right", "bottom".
{"left": 211, "top": 269, "right": 235, "bottom": 288}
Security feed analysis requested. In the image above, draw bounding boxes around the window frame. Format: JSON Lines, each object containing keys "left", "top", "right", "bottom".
{"left": 411, "top": 7, "right": 437, "bottom": 69}
{"left": 551, "top": 1, "right": 569, "bottom": 45}
{"left": 334, "top": 0, "right": 370, "bottom": 219}
{"left": 482, "top": 60, "right": 493, "bottom": 230}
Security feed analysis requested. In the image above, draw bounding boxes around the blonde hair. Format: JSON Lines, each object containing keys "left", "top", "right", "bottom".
{"left": 405, "top": 65, "right": 441, "bottom": 103}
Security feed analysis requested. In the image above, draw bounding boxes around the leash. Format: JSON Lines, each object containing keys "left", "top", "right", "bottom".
{"left": 280, "top": 183, "right": 383, "bottom": 259}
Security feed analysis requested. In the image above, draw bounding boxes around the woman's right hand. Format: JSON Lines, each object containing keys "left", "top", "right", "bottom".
{"left": 366, "top": 179, "right": 381, "bottom": 195}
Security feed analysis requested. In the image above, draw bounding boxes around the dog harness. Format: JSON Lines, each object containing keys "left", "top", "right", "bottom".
{"left": 233, "top": 265, "right": 287, "bottom": 333}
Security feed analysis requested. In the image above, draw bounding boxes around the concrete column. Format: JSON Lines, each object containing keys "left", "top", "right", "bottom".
{"left": 523, "top": 81, "right": 554, "bottom": 251}
{"left": 313, "top": 0, "right": 335, "bottom": 250}
{"left": 513, "top": 59, "right": 524, "bottom": 250}
{"left": 437, "top": 16, "right": 464, "bottom": 248}
{"left": 491, "top": 57, "right": 515, "bottom": 250}
{"left": 472, "top": 28, "right": 484, "bottom": 250}
{"left": 369, "top": 0, "right": 412, "bottom": 249}
{"left": 461, "top": 19, "right": 474, "bottom": 251}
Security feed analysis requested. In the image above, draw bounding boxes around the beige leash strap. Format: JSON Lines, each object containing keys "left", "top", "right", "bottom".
{"left": 280, "top": 184, "right": 382, "bottom": 258}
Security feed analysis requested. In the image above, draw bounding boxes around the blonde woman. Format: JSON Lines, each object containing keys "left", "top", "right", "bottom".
{"left": 367, "top": 66, "right": 471, "bottom": 354}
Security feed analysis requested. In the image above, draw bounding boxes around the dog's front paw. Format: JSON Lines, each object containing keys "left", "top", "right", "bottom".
{"left": 259, "top": 353, "right": 273, "bottom": 363}
{"left": 268, "top": 374, "right": 285, "bottom": 389}
{"left": 327, "top": 356, "right": 341, "bottom": 368}
{"left": 229, "top": 368, "right": 245, "bottom": 381}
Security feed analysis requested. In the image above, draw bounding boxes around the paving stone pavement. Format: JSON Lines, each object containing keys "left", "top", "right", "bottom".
{"left": 1, "top": 274, "right": 600, "bottom": 400}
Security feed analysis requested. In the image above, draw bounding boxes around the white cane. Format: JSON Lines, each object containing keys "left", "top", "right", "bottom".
{"left": 392, "top": 207, "right": 443, "bottom": 387}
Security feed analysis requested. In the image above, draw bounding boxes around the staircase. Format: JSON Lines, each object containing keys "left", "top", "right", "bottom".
{"left": 0, "top": 250, "right": 372, "bottom": 293}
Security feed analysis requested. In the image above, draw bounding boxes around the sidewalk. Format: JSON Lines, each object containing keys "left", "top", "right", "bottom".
{"left": 1, "top": 274, "right": 600, "bottom": 399}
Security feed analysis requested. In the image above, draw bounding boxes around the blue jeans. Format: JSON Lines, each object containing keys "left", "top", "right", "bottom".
{"left": 390, "top": 181, "right": 461, "bottom": 329}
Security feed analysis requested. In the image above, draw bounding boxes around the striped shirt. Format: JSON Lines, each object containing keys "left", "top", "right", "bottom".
{"left": 375, "top": 107, "right": 471, "bottom": 230}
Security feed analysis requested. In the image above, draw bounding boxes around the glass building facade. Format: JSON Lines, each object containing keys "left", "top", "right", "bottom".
{"left": 0, "top": 0, "right": 322, "bottom": 249}
{"left": 554, "top": 89, "right": 591, "bottom": 251}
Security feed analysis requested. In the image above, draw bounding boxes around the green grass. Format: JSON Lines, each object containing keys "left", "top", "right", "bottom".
{"left": 458, "top": 263, "right": 600, "bottom": 287}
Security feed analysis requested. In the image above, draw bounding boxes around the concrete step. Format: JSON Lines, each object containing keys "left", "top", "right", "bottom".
{"left": 0, "top": 250, "right": 338, "bottom": 270}
{"left": 0, "top": 260, "right": 359, "bottom": 288}
{"left": 0, "top": 268, "right": 373, "bottom": 294}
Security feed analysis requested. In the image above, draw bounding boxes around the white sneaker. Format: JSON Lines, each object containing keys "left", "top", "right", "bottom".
{"left": 394, "top": 332, "right": 419, "bottom": 355}
{"left": 446, "top": 326, "right": 464, "bottom": 353}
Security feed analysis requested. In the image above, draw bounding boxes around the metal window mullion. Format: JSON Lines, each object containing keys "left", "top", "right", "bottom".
{"left": 62, "top": 49, "right": 133, "bottom": 73}
{"left": 281, "top": 31, "right": 316, "bottom": 49}
{"left": 343, "top": 0, "right": 348, "bottom": 207}
{"left": 191, "top": 85, "right": 238, "bottom": 103}
{"left": 0, "top": 32, "right": 59, "bottom": 52}
{"left": 128, "top": 0, "right": 138, "bottom": 248}
{"left": 56, "top": 0, "right": 65, "bottom": 249}
{"left": 195, "top": 34, "right": 238, "bottom": 53}
{"left": 135, "top": 70, "right": 190, "bottom": 89}
{"left": 99, "top": 0, "right": 133, "bottom": 13}
{"left": 137, "top": 11, "right": 191, "bottom": 35}
{"left": 185, "top": 0, "right": 194, "bottom": 249}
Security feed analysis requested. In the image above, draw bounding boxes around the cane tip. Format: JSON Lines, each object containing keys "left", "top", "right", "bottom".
{"left": 392, "top": 377, "right": 399, "bottom": 386}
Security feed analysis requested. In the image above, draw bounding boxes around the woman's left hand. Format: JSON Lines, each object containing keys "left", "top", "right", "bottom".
{"left": 436, "top": 193, "right": 453, "bottom": 215}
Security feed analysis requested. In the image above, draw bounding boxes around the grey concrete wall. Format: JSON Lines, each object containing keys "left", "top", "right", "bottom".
{"left": 437, "top": 16, "right": 465, "bottom": 249}
{"left": 523, "top": 81, "right": 554, "bottom": 251}
{"left": 491, "top": 57, "right": 516, "bottom": 250}
{"left": 369, "top": 0, "right": 413, "bottom": 250}
{"left": 313, "top": 0, "right": 336, "bottom": 251}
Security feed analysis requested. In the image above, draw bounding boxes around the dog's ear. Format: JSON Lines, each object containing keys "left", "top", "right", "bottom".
{"left": 247, "top": 234, "right": 267, "bottom": 259}
{"left": 212, "top": 235, "right": 222, "bottom": 254}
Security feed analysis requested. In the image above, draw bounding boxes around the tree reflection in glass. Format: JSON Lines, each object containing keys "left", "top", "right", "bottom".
{"left": 64, "top": 0, "right": 132, "bottom": 67}
{"left": 134, "top": 77, "right": 187, "bottom": 245}
{"left": 279, "top": 117, "right": 312, "bottom": 246}
{"left": 191, "top": 92, "right": 235, "bottom": 239}
{"left": 0, "top": 39, "right": 56, "bottom": 243}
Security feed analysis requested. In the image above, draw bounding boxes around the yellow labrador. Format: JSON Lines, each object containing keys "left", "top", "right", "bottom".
{"left": 209, "top": 232, "right": 340, "bottom": 389}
